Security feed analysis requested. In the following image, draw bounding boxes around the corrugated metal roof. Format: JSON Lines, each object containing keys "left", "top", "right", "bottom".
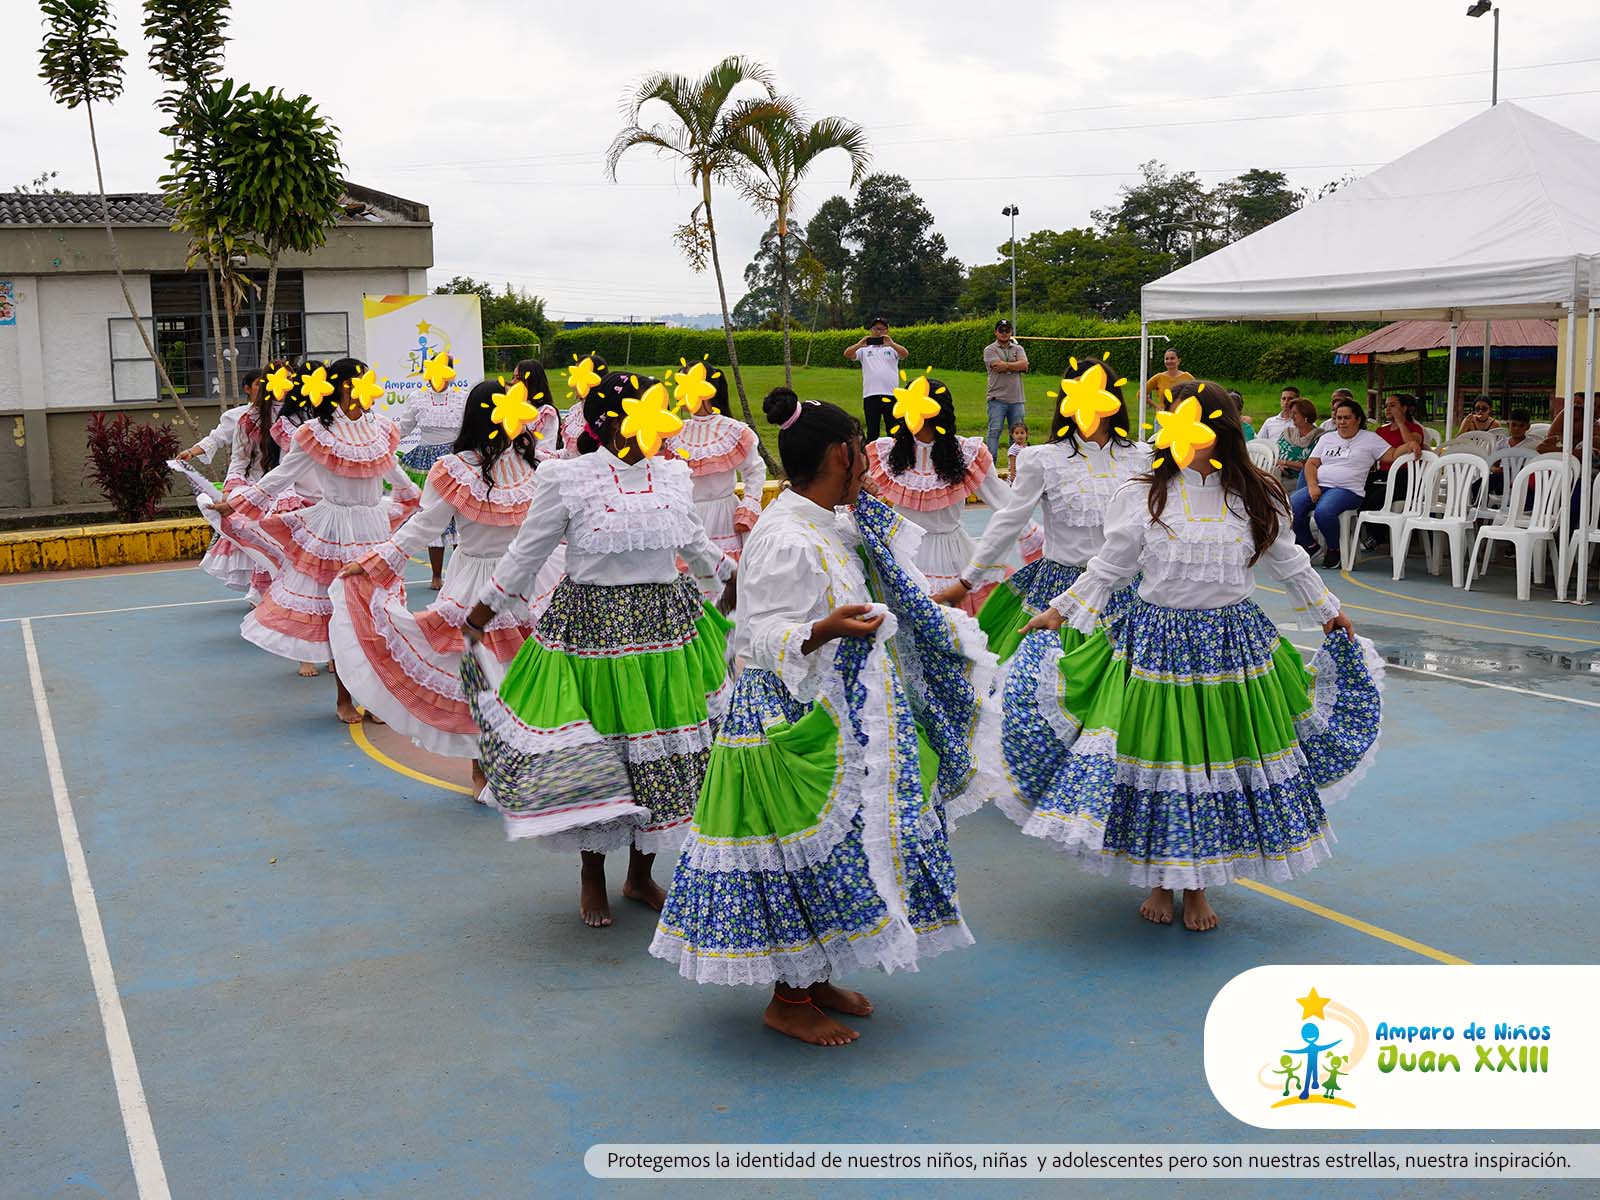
{"left": 1333, "top": 319, "right": 1556, "bottom": 355}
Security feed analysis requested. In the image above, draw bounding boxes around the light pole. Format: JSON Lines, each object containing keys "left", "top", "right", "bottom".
{"left": 1467, "top": 1, "right": 1499, "bottom": 106}
{"left": 1002, "top": 204, "right": 1020, "bottom": 333}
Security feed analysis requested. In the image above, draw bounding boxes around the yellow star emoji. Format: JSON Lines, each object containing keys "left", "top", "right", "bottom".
{"left": 349, "top": 368, "right": 385, "bottom": 410}
{"left": 421, "top": 350, "right": 456, "bottom": 393}
{"left": 1153, "top": 395, "right": 1217, "bottom": 469}
{"left": 300, "top": 365, "right": 335, "bottom": 407}
{"left": 672, "top": 360, "right": 718, "bottom": 414}
{"left": 890, "top": 374, "right": 942, "bottom": 436}
{"left": 620, "top": 381, "right": 683, "bottom": 458}
{"left": 1053, "top": 363, "right": 1123, "bottom": 438}
{"left": 265, "top": 365, "right": 296, "bottom": 403}
{"left": 488, "top": 380, "right": 541, "bottom": 440}
{"left": 566, "top": 355, "right": 602, "bottom": 400}
{"left": 1296, "top": 987, "right": 1331, "bottom": 1021}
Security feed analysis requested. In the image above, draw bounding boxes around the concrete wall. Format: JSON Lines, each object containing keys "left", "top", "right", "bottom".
{"left": 0, "top": 223, "right": 432, "bottom": 277}
{"left": 303, "top": 268, "right": 416, "bottom": 361}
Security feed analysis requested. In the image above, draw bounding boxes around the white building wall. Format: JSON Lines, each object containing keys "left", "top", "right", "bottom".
{"left": 38, "top": 274, "right": 154, "bottom": 408}
{"left": 303, "top": 268, "right": 416, "bottom": 361}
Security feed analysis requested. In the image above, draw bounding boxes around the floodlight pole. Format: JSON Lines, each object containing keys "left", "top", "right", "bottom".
{"left": 1467, "top": 3, "right": 1500, "bottom": 106}
{"left": 1002, "top": 205, "right": 1020, "bottom": 333}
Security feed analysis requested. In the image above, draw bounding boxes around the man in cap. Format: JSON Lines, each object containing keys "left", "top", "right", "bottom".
{"left": 844, "top": 316, "right": 909, "bottom": 440}
{"left": 983, "top": 319, "right": 1029, "bottom": 463}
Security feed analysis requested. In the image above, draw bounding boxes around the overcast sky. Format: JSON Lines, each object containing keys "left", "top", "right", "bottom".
{"left": 6, "top": 1, "right": 1600, "bottom": 323}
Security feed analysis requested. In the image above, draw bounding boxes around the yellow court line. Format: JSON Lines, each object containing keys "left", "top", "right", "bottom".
{"left": 348, "top": 721, "right": 475, "bottom": 796}
{"left": 1337, "top": 568, "right": 1600, "bottom": 625}
{"left": 1256, "top": 583, "right": 1600, "bottom": 646}
{"left": 1237, "top": 880, "right": 1471, "bottom": 965}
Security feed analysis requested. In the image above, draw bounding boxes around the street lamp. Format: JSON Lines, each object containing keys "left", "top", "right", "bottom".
{"left": 1466, "top": 1, "right": 1499, "bottom": 106}
{"left": 1001, "top": 204, "right": 1020, "bottom": 333}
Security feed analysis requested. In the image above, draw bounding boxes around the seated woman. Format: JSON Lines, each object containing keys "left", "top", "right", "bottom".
{"left": 1291, "top": 397, "right": 1420, "bottom": 568}
{"left": 1457, "top": 395, "right": 1502, "bottom": 437}
{"left": 1275, "top": 396, "right": 1321, "bottom": 487}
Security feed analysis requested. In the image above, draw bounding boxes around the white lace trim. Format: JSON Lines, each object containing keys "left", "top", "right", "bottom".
{"left": 650, "top": 915, "right": 973, "bottom": 988}
{"left": 1298, "top": 634, "right": 1387, "bottom": 807}
{"left": 1037, "top": 442, "right": 1149, "bottom": 527}
{"left": 667, "top": 414, "right": 756, "bottom": 471}
{"left": 297, "top": 411, "right": 401, "bottom": 466}
{"left": 431, "top": 451, "right": 540, "bottom": 510}
{"left": 550, "top": 453, "right": 703, "bottom": 555}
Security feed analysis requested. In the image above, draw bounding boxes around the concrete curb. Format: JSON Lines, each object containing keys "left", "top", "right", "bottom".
{"left": 0, "top": 517, "right": 212, "bottom": 575}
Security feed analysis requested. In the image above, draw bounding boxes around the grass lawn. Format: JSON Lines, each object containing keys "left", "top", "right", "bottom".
{"left": 611, "top": 363, "right": 1354, "bottom": 448}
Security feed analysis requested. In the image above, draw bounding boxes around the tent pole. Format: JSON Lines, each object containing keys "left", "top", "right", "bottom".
{"left": 1482, "top": 319, "right": 1492, "bottom": 408}
{"left": 1446, "top": 320, "right": 1460, "bottom": 441}
{"left": 1137, "top": 319, "right": 1150, "bottom": 441}
{"left": 1578, "top": 306, "right": 1596, "bottom": 604}
{"left": 1557, "top": 301, "right": 1577, "bottom": 600}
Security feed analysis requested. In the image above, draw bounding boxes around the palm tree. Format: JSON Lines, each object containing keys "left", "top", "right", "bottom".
{"left": 38, "top": 0, "right": 197, "bottom": 430}
{"left": 606, "top": 57, "right": 794, "bottom": 434}
{"left": 735, "top": 114, "right": 870, "bottom": 386}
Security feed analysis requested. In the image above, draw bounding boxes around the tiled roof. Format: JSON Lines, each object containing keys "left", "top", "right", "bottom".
{"left": 0, "top": 184, "right": 428, "bottom": 227}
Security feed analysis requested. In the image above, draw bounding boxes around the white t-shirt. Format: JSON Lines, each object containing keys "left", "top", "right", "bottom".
{"left": 857, "top": 344, "right": 901, "bottom": 397}
{"left": 1309, "top": 429, "right": 1390, "bottom": 492}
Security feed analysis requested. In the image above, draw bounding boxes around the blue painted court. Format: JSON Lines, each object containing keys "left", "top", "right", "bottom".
{"left": 4, "top": 529, "right": 1598, "bottom": 1198}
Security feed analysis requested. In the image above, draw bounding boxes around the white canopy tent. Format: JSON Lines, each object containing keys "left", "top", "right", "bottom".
{"left": 1138, "top": 103, "right": 1600, "bottom": 602}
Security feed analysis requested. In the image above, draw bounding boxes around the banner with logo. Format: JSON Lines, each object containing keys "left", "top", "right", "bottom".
{"left": 1204, "top": 965, "right": 1600, "bottom": 1129}
{"left": 361, "top": 293, "right": 483, "bottom": 414}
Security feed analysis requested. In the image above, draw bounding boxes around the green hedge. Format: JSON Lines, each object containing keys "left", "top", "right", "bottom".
{"left": 547, "top": 314, "right": 1372, "bottom": 385}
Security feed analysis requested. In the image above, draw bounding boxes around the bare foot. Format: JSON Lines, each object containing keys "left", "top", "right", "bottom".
{"left": 1182, "top": 889, "right": 1219, "bottom": 932}
{"left": 336, "top": 700, "right": 363, "bottom": 724}
{"left": 621, "top": 877, "right": 667, "bottom": 911}
{"left": 810, "top": 981, "right": 873, "bottom": 1017}
{"left": 580, "top": 859, "right": 612, "bottom": 928}
{"left": 1139, "top": 887, "right": 1175, "bottom": 925}
{"left": 363, "top": 710, "right": 385, "bottom": 725}
{"left": 764, "top": 994, "right": 859, "bottom": 1046}
{"left": 429, "top": 577, "right": 444, "bottom": 591}
{"left": 298, "top": 662, "right": 319, "bottom": 678}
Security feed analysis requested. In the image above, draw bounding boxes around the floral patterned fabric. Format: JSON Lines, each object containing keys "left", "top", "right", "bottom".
{"left": 999, "top": 595, "right": 1383, "bottom": 889}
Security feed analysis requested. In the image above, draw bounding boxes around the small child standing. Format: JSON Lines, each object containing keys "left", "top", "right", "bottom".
{"left": 1006, "top": 421, "right": 1029, "bottom": 479}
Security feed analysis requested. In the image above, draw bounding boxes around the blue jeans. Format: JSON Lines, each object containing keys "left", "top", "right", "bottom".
{"left": 986, "top": 399, "right": 1027, "bottom": 463}
{"left": 1291, "top": 485, "right": 1365, "bottom": 554}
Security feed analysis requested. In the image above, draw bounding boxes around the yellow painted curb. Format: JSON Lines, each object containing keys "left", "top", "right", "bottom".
{"left": 0, "top": 517, "right": 212, "bottom": 576}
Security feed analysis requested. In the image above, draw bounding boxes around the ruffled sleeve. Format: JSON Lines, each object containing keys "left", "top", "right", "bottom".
{"left": 971, "top": 450, "right": 1044, "bottom": 567}
{"left": 965, "top": 445, "right": 1047, "bottom": 584}
{"left": 223, "top": 416, "right": 256, "bottom": 490}
{"left": 364, "top": 479, "right": 452, "bottom": 587}
{"left": 195, "top": 405, "right": 245, "bottom": 464}
{"left": 534, "top": 405, "right": 562, "bottom": 462}
{"left": 743, "top": 535, "right": 830, "bottom": 701}
{"left": 1259, "top": 503, "right": 1341, "bottom": 625}
{"left": 479, "top": 467, "right": 571, "bottom": 612}
{"left": 733, "top": 428, "right": 767, "bottom": 531}
{"left": 1052, "top": 481, "right": 1146, "bottom": 632}
{"left": 228, "top": 442, "right": 318, "bottom": 521}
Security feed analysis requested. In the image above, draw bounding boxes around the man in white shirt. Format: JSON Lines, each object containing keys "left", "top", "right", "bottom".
{"left": 1257, "top": 385, "right": 1301, "bottom": 443}
{"left": 843, "top": 316, "right": 909, "bottom": 440}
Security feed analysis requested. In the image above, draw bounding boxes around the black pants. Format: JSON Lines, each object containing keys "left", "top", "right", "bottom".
{"left": 863, "top": 394, "right": 894, "bottom": 441}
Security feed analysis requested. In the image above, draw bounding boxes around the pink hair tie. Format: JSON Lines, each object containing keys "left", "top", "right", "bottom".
{"left": 583, "top": 419, "right": 605, "bottom": 443}
{"left": 779, "top": 403, "right": 808, "bottom": 431}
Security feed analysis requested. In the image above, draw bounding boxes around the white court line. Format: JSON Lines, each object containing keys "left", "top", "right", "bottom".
{"left": 21, "top": 619, "right": 172, "bottom": 1200}
{"left": 1286, "top": 641, "right": 1600, "bottom": 711}
{"left": 1, "top": 576, "right": 438, "bottom": 624}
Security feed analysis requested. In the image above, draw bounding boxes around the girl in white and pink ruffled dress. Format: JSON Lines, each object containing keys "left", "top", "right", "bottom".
{"left": 329, "top": 380, "right": 565, "bottom": 795}
{"left": 663, "top": 363, "right": 766, "bottom": 595}
{"left": 216, "top": 358, "right": 421, "bottom": 722}
{"left": 864, "top": 376, "right": 1041, "bottom": 616}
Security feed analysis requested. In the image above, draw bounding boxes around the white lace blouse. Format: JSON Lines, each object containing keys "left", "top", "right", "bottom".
{"left": 964, "top": 439, "right": 1151, "bottom": 582}
{"left": 1053, "top": 467, "right": 1341, "bottom": 631}
{"left": 479, "top": 448, "right": 735, "bottom": 610}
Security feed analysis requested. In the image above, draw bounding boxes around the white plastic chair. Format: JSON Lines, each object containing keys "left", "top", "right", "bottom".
{"left": 1465, "top": 459, "right": 1572, "bottom": 600}
{"left": 1344, "top": 451, "right": 1435, "bottom": 572}
{"left": 1247, "top": 439, "right": 1278, "bottom": 472}
{"left": 1423, "top": 426, "right": 1442, "bottom": 449}
{"left": 1473, "top": 443, "right": 1539, "bottom": 521}
{"left": 1393, "top": 453, "right": 1489, "bottom": 586}
{"left": 1446, "top": 431, "right": 1497, "bottom": 459}
{"left": 1560, "top": 480, "right": 1600, "bottom": 593}
{"left": 1527, "top": 422, "right": 1552, "bottom": 441}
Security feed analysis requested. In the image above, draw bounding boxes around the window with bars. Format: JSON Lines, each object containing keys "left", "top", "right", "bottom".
{"left": 109, "top": 271, "right": 350, "bottom": 402}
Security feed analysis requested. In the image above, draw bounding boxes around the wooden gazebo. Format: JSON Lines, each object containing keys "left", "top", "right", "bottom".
{"left": 1332, "top": 319, "right": 1556, "bottom": 420}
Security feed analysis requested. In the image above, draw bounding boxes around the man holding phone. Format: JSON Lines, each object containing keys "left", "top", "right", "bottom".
{"left": 983, "top": 319, "right": 1028, "bottom": 462}
{"left": 844, "top": 316, "right": 908, "bottom": 440}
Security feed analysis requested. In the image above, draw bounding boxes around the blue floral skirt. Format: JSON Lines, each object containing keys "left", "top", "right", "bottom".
{"left": 999, "top": 596, "right": 1384, "bottom": 889}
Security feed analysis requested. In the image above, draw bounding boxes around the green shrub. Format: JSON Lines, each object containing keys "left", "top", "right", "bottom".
{"left": 1254, "top": 342, "right": 1319, "bottom": 381}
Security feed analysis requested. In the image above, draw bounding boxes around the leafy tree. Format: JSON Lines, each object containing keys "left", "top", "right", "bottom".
{"left": 732, "top": 219, "right": 809, "bottom": 330}
{"left": 960, "top": 227, "right": 1168, "bottom": 321}
{"left": 1216, "top": 168, "right": 1301, "bottom": 240}
{"left": 733, "top": 112, "right": 869, "bottom": 384}
{"left": 606, "top": 56, "right": 794, "bottom": 434}
{"left": 433, "top": 276, "right": 551, "bottom": 342}
{"left": 803, "top": 195, "right": 853, "bottom": 329}
{"left": 844, "top": 174, "right": 963, "bottom": 325}
{"left": 222, "top": 86, "right": 344, "bottom": 360}
{"left": 1092, "top": 160, "right": 1220, "bottom": 266}
{"left": 39, "top": 0, "right": 196, "bottom": 428}
{"left": 10, "top": 170, "right": 65, "bottom": 194}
